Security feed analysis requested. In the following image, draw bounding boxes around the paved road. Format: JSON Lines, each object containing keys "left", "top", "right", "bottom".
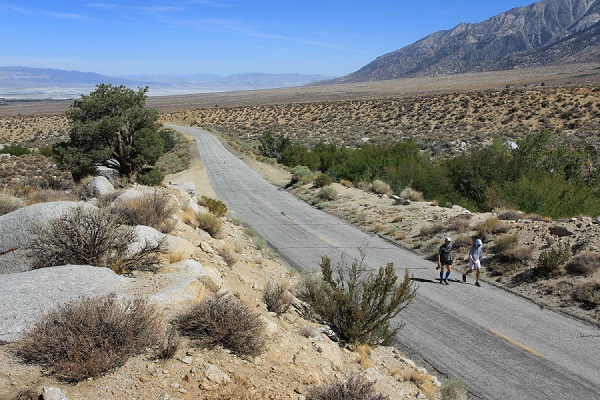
{"left": 169, "top": 125, "right": 600, "bottom": 400}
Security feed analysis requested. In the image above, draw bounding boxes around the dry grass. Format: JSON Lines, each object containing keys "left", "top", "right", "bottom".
{"left": 218, "top": 243, "right": 239, "bottom": 267}
{"left": 353, "top": 344, "right": 373, "bottom": 369}
{"left": 371, "top": 179, "right": 392, "bottom": 195}
{"left": 196, "top": 212, "right": 224, "bottom": 238}
{"left": 399, "top": 187, "right": 424, "bottom": 201}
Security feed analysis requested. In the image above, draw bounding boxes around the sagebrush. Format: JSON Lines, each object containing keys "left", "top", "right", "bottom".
{"left": 306, "top": 375, "right": 389, "bottom": 400}
{"left": 176, "top": 293, "right": 266, "bottom": 357}
{"left": 26, "top": 205, "right": 164, "bottom": 273}
{"left": 17, "top": 294, "right": 168, "bottom": 382}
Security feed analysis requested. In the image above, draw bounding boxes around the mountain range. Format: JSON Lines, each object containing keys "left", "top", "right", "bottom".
{"left": 326, "top": 0, "right": 600, "bottom": 84}
{"left": 0, "top": 67, "right": 332, "bottom": 99}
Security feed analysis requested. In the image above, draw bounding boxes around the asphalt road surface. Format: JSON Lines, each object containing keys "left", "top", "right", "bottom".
{"left": 169, "top": 125, "right": 600, "bottom": 400}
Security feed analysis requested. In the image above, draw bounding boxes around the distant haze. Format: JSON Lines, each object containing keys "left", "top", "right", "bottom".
{"left": 0, "top": 67, "right": 334, "bottom": 99}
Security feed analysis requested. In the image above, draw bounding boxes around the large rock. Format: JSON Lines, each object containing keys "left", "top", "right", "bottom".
{"left": 111, "top": 187, "right": 153, "bottom": 206}
{"left": 131, "top": 225, "right": 197, "bottom": 259}
{"left": 0, "top": 201, "right": 94, "bottom": 274}
{"left": 167, "top": 182, "right": 196, "bottom": 197}
{"left": 0, "top": 264, "right": 126, "bottom": 342}
{"left": 150, "top": 259, "right": 223, "bottom": 312}
{"left": 87, "top": 176, "right": 115, "bottom": 197}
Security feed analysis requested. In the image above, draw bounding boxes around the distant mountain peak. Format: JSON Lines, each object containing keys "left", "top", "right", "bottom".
{"left": 327, "top": 0, "right": 600, "bottom": 84}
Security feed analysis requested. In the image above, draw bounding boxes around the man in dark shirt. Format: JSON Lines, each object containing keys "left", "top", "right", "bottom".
{"left": 437, "top": 237, "right": 453, "bottom": 284}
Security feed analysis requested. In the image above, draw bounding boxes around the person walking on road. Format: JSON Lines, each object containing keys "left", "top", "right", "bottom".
{"left": 463, "top": 238, "right": 483, "bottom": 286}
{"left": 437, "top": 237, "right": 453, "bottom": 284}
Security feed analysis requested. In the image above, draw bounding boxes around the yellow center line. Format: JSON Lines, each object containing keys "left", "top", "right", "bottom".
{"left": 320, "top": 236, "right": 335, "bottom": 246}
{"left": 489, "top": 329, "right": 544, "bottom": 358}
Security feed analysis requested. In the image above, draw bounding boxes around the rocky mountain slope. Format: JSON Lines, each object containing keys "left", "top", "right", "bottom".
{"left": 326, "top": 0, "right": 600, "bottom": 83}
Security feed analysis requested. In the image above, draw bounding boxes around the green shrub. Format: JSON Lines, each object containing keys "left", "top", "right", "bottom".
{"left": 440, "top": 379, "right": 468, "bottom": 400}
{"left": 533, "top": 243, "right": 571, "bottom": 278}
{"left": 38, "top": 147, "right": 55, "bottom": 158}
{"left": 493, "top": 233, "right": 519, "bottom": 255}
{"left": 26, "top": 206, "right": 164, "bottom": 273}
{"left": 17, "top": 294, "right": 168, "bottom": 382}
{"left": 176, "top": 293, "right": 266, "bottom": 357}
{"left": 1, "top": 144, "right": 30, "bottom": 156}
{"left": 158, "top": 129, "right": 176, "bottom": 152}
{"left": 200, "top": 195, "right": 228, "bottom": 217}
{"left": 299, "top": 254, "right": 417, "bottom": 346}
{"left": 318, "top": 185, "right": 338, "bottom": 201}
{"left": 314, "top": 173, "right": 333, "bottom": 188}
{"left": 291, "top": 165, "right": 314, "bottom": 186}
{"left": 137, "top": 167, "right": 165, "bottom": 186}
{"left": 306, "top": 375, "right": 389, "bottom": 400}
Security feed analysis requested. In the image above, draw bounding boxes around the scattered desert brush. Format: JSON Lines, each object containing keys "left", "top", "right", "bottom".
{"left": 17, "top": 294, "right": 169, "bottom": 382}
{"left": 200, "top": 195, "right": 228, "bottom": 217}
{"left": 0, "top": 192, "right": 23, "bottom": 215}
{"left": 263, "top": 282, "right": 293, "bottom": 315}
{"left": 533, "top": 243, "right": 571, "bottom": 278}
{"left": 195, "top": 212, "right": 224, "bottom": 238}
{"left": 26, "top": 205, "right": 165, "bottom": 273}
{"left": 565, "top": 251, "right": 600, "bottom": 276}
{"left": 306, "top": 375, "right": 389, "bottom": 400}
{"left": 112, "top": 189, "right": 177, "bottom": 233}
{"left": 399, "top": 187, "right": 424, "bottom": 201}
{"left": 317, "top": 185, "right": 338, "bottom": 201}
{"left": 176, "top": 292, "right": 266, "bottom": 357}
{"left": 571, "top": 280, "right": 600, "bottom": 307}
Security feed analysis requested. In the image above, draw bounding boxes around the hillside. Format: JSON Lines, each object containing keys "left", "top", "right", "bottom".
{"left": 325, "top": 0, "right": 600, "bottom": 83}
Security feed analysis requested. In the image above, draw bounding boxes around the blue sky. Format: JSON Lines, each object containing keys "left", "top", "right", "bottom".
{"left": 1, "top": 1, "right": 537, "bottom": 77}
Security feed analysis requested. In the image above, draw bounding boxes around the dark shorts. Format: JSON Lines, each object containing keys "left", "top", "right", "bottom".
{"left": 440, "top": 259, "right": 452, "bottom": 266}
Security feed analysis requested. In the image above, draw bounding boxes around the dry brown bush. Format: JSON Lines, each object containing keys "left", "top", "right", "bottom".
{"left": 497, "top": 209, "right": 525, "bottom": 220}
{"left": 218, "top": 243, "right": 239, "bottom": 267}
{"left": 476, "top": 217, "right": 499, "bottom": 237}
{"left": 176, "top": 293, "right": 267, "bottom": 357}
{"left": 263, "top": 282, "right": 293, "bottom": 315}
{"left": 0, "top": 192, "right": 23, "bottom": 215}
{"left": 112, "top": 189, "right": 177, "bottom": 233}
{"left": 571, "top": 280, "right": 600, "bottom": 307}
{"left": 419, "top": 222, "right": 445, "bottom": 237}
{"left": 196, "top": 212, "right": 224, "bottom": 238}
{"left": 17, "top": 294, "right": 168, "bottom": 382}
{"left": 565, "top": 251, "right": 600, "bottom": 276}
{"left": 399, "top": 187, "right": 424, "bottom": 201}
{"left": 306, "top": 375, "right": 389, "bottom": 400}
{"left": 371, "top": 179, "right": 392, "bottom": 195}
{"left": 26, "top": 206, "right": 164, "bottom": 273}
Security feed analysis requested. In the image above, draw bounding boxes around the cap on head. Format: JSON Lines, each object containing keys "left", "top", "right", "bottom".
{"left": 445, "top": 237, "right": 452, "bottom": 242}
{"left": 476, "top": 239, "right": 482, "bottom": 245}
